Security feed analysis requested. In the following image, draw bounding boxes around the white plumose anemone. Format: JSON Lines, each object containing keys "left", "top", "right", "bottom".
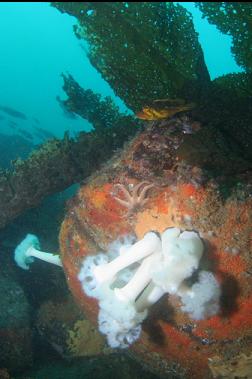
{"left": 14, "top": 234, "right": 62, "bottom": 269}
{"left": 78, "top": 228, "right": 221, "bottom": 349}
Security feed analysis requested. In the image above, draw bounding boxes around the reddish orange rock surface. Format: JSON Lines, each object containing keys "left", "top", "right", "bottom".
{"left": 60, "top": 118, "right": 252, "bottom": 379}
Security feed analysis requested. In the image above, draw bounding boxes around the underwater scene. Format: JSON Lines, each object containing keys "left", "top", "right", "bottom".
{"left": 0, "top": 2, "right": 251, "bottom": 379}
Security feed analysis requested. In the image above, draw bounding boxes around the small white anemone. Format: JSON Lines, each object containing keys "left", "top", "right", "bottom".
{"left": 14, "top": 234, "right": 62, "bottom": 269}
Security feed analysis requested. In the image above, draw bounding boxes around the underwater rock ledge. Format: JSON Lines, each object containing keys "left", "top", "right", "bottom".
{"left": 0, "top": 118, "right": 137, "bottom": 230}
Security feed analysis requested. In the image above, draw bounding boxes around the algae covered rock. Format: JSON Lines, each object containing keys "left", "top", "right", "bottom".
{"left": 0, "top": 275, "right": 33, "bottom": 370}
{"left": 59, "top": 116, "right": 252, "bottom": 379}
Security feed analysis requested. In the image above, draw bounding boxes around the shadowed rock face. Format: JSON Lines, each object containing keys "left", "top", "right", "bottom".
{"left": 0, "top": 271, "right": 33, "bottom": 370}
{"left": 59, "top": 116, "right": 252, "bottom": 379}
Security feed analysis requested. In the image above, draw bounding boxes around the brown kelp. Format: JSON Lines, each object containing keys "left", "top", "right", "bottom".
{"left": 53, "top": 2, "right": 252, "bottom": 160}
{"left": 60, "top": 73, "right": 140, "bottom": 135}
{"left": 198, "top": 72, "right": 252, "bottom": 162}
{"left": 53, "top": 2, "right": 210, "bottom": 111}
{"left": 197, "top": 2, "right": 252, "bottom": 71}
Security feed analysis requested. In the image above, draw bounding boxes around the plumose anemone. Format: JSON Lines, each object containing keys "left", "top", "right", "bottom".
{"left": 78, "top": 228, "right": 221, "bottom": 348}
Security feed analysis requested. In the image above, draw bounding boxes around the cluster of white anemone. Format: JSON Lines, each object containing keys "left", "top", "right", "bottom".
{"left": 78, "top": 228, "right": 221, "bottom": 349}
{"left": 13, "top": 230, "right": 220, "bottom": 349}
